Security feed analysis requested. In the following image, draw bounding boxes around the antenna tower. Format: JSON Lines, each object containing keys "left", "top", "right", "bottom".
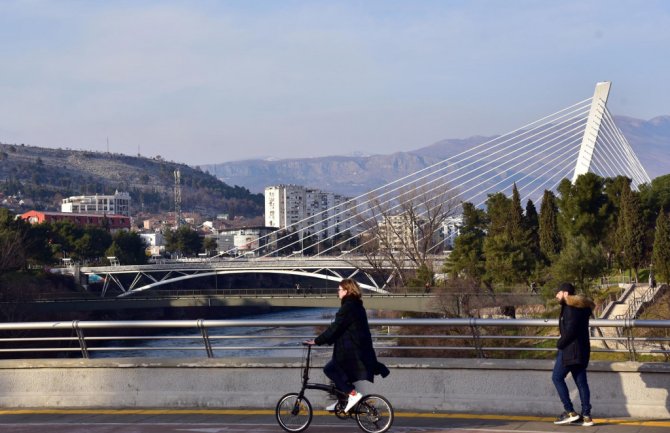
{"left": 174, "top": 169, "right": 182, "bottom": 227}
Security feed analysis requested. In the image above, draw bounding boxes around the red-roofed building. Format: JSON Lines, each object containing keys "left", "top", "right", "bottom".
{"left": 20, "top": 210, "right": 131, "bottom": 232}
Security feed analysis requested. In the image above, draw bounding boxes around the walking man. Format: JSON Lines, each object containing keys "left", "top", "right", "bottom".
{"left": 552, "top": 282, "right": 596, "bottom": 426}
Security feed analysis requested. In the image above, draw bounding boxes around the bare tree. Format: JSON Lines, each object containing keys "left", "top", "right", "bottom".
{"left": 0, "top": 229, "right": 27, "bottom": 273}
{"left": 355, "top": 184, "right": 459, "bottom": 289}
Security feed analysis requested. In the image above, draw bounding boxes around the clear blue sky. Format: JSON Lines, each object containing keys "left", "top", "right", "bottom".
{"left": 1, "top": 1, "right": 668, "bottom": 165}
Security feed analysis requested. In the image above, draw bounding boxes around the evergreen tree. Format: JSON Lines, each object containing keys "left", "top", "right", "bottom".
{"left": 483, "top": 185, "right": 533, "bottom": 287}
{"left": 446, "top": 202, "right": 487, "bottom": 283}
{"left": 553, "top": 235, "right": 607, "bottom": 294}
{"left": 105, "top": 231, "right": 147, "bottom": 265}
{"left": 524, "top": 199, "right": 540, "bottom": 262}
{"left": 164, "top": 226, "right": 203, "bottom": 257}
{"left": 556, "top": 173, "right": 611, "bottom": 246}
{"left": 652, "top": 210, "right": 670, "bottom": 284}
{"left": 615, "top": 184, "right": 646, "bottom": 279}
{"left": 539, "top": 190, "right": 561, "bottom": 263}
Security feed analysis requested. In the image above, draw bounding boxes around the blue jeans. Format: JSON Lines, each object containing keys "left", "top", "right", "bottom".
{"left": 552, "top": 350, "right": 591, "bottom": 416}
{"left": 324, "top": 359, "right": 354, "bottom": 394}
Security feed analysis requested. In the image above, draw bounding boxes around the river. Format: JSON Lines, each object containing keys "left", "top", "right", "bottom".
{"left": 92, "top": 307, "right": 339, "bottom": 359}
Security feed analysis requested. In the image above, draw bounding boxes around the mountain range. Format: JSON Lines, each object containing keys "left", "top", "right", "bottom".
{"left": 202, "top": 116, "right": 670, "bottom": 197}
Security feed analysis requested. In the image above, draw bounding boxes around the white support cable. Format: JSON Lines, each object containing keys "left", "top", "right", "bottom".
{"left": 237, "top": 98, "right": 595, "bottom": 258}
{"left": 600, "top": 109, "right": 650, "bottom": 185}
{"left": 597, "top": 115, "right": 646, "bottom": 185}
{"left": 600, "top": 107, "right": 649, "bottom": 184}
{"left": 591, "top": 127, "right": 632, "bottom": 181}
{"left": 259, "top": 99, "right": 594, "bottom": 256}
{"left": 475, "top": 141, "right": 581, "bottom": 210}
{"left": 448, "top": 124, "right": 587, "bottom": 204}
{"left": 423, "top": 141, "right": 582, "bottom": 253}
{"left": 316, "top": 104, "right": 584, "bottom": 252}
{"left": 281, "top": 106, "right": 591, "bottom": 258}
{"left": 589, "top": 159, "right": 612, "bottom": 180}
{"left": 514, "top": 142, "right": 582, "bottom": 204}
{"left": 392, "top": 133, "right": 583, "bottom": 254}
{"left": 520, "top": 147, "right": 582, "bottom": 206}
{"left": 598, "top": 113, "right": 641, "bottom": 179}
{"left": 228, "top": 95, "right": 653, "bottom": 262}
{"left": 326, "top": 103, "right": 620, "bottom": 258}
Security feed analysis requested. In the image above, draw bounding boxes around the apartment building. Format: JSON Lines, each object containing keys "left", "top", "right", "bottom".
{"left": 265, "top": 185, "right": 355, "bottom": 240}
{"left": 61, "top": 191, "right": 131, "bottom": 217}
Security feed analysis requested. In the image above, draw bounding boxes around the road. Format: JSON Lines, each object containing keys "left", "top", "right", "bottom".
{"left": 0, "top": 409, "right": 668, "bottom": 433}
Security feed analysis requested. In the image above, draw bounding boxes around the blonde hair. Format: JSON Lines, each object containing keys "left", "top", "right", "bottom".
{"left": 339, "top": 278, "right": 362, "bottom": 299}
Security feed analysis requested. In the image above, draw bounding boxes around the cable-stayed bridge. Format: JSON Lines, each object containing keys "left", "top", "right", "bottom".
{"left": 75, "top": 81, "right": 649, "bottom": 298}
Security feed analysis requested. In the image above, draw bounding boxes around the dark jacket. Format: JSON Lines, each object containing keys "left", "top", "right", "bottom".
{"left": 557, "top": 294, "right": 595, "bottom": 367}
{"left": 315, "top": 296, "right": 390, "bottom": 382}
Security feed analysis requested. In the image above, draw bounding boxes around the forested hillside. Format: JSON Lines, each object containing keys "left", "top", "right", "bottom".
{"left": 0, "top": 143, "right": 263, "bottom": 218}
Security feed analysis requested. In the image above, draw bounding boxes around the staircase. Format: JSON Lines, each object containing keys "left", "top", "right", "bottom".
{"left": 594, "top": 283, "right": 666, "bottom": 351}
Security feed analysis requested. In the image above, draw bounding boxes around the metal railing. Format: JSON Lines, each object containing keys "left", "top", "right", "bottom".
{"left": 1, "top": 318, "right": 668, "bottom": 362}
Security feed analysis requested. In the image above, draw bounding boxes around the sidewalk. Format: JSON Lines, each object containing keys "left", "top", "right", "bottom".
{"left": 0, "top": 409, "right": 668, "bottom": 433}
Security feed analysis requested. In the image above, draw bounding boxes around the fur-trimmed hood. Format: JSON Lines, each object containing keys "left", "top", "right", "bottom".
{"left": 564, "top": 294, "right": 596, "bottom": 310}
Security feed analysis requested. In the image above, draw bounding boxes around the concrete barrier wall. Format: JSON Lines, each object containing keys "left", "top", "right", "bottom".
{"left": 0, "top": 357, "right": 668, "bottom": 418}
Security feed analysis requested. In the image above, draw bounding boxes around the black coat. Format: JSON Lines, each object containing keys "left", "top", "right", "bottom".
{"left": 315, "top": 296, "right": 389, "bottom": 383}
{"left": 557, "top": 294, "right": 595, "bottom": 367}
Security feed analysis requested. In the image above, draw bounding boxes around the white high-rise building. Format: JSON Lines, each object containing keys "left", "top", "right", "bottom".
{"left": 265, "top": 185, "right": 355, "bottom": 240}
{"left": 61, "top": 191, "right": 131, "bottom": 217}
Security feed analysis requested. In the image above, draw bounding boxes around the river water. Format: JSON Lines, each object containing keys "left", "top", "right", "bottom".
{"left": 92, "top": 307, "right": 339, "bottom": 359}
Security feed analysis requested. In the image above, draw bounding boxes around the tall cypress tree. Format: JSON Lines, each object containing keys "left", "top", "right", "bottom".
{"left": 616, "top": 184, "right": 646, "bottom": 279}
{"left": 539, "top": 190, "right": 561, "bottom": 263}
{"left": 524, "top": 199, "right": 540, "bottom": 261}
{"left": 652, "top": 210, "right": 670, "bottom": 284}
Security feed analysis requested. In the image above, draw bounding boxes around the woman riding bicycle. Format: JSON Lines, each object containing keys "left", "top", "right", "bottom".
{"left": 305, "top": 278, "right": 390, "bottom": 413}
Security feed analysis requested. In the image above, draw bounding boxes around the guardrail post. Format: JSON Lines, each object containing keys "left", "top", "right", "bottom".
{"left": 623, "top": 318, "right": 637, "bottom": 361}
{"left": 198, "top": 319, "right": 214, "bottom": 358}
{"left": 72, "top": 320, "right": 89, "bottom": 359}
{"left": 469, "top": 318, "right": 484, "bottom": 358}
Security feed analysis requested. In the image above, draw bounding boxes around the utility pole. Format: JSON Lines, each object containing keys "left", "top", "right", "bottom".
{"left": 174, "top": 169, "right": 182, "bottom": 228}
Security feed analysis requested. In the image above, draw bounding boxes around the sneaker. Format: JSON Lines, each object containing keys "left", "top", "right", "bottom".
{"left": 581, "top": 416, "right": 594, "bottom": 426}
{"left": 344, "top": 391, "right": 363, "bottom": 413}
{"left": 554, "top": 411, "right": 581, "bottom": 425}
{"left": 324, "top": 401, "right": 338, "bottom": 412}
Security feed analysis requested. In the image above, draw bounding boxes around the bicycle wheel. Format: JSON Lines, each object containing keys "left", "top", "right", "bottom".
{"left": 275, "top": 393, "right": 313, "bottom": 433}
{"left": 354, "top": 394, "right": 394, "bottom": 433}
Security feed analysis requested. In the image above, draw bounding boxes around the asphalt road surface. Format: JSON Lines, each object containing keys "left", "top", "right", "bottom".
{"left": 0, "top": 409, "right": 668, "bottom": 433}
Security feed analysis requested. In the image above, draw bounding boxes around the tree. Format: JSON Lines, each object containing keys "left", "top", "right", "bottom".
{"left": 446, "top": 202, "right": 487, "bottom": 283}
{"left": 202, "top": 237, "right": 218, "bottom": 255}
{"left": 524, "top": 199, "right": 540, "bottom": 261}
{"left": 557, "top": 173, "right": 611, "bottom": 246}
{"left": 164, "top": 226, "right": 203, "bottom": 257}
{"left": 652, "top": 210, "right": 670, "bottom": 284}
{"left": 483, "top": 185, "right": 533, "bottom": 288}
{"left": 615, "top": 184, "right": 646, "bottom": 280}
{"left": 539, "top": 190, "right": 561, "bottom": 263}
{"left": 0, "top": 208, "right": 30, "bottom": 272}
{"left": 359, "top": 184, "right": 458, "bottom": 287}
{"left": 74, "top": 227, "right": 113, "bottom": 261}
{"left": 105, "top": 231, "right": 147, "bottom": 265}
{"left": 552, "top": 236, "right": 607, "bottom": 294}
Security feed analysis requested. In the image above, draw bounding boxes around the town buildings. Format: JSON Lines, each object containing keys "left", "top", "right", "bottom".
{"left": 264, "top": 184, "right": 355, "bottom": 241}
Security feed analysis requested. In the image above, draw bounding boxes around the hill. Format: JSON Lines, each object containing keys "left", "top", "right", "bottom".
{"left": 203, "top": 116, "right": 670, "bottom": 196}
{"left": 0, "top": 143, "right": 263, "bottom": 219}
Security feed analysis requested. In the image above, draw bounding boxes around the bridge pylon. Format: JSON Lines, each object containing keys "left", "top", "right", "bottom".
{"left": 572, "top": 81, "right": 612, "bottom": 183}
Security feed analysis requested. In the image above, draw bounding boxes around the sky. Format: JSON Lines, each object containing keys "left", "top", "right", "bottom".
{"left": 1, "top": 1, "right": 669, "bottom": 165}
